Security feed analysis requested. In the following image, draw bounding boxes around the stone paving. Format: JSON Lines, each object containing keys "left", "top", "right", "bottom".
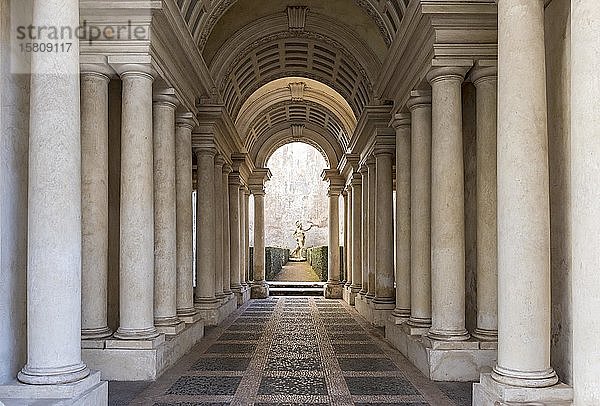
{"left": 117, "top": 297, "right": 472, "bottom": 406}
{"left": 272, "top": 261, "right": 321, "bottom": 282}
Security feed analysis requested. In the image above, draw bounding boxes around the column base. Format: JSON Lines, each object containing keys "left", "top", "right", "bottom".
{"left": 355, "top": 295, "right": 395, "bottom": 326}
{"left": 323, "top": 282, "right": 343, "bottom": 299}
{"left": 232, "top": 285, "right": 251, "bottom": 305}
{"left": 17, "top": 363, "right": 90, "bottom": 386}
{"left": 81, "top": 326, "right": 113, "bottom": 340}
{"left": 385, "top": 321, "right": 497, "bottom": 381}
{"left": 155, "top": 317, "right": 186, "bottom": 335}
{"left": 113, "top": 326, "right": 160, "bottom": 341}
{"left": 195, "top": 294, "right": 238, "bottom": 326}
{"left": 177, "top": 307, "right": 202, "bottom": 324}
{"left": 473, "top": 373, "right": 573, "bottom": 405}
{"left": 427, "top": 328, "right": 471, "bottom": 342}
{"left": 251, "top": 282, "right": 270, "bottom": 299}
{"left": 342, "top": 285, "right": 358, "bottom": 305}
{"left": 82, "top": 319, "right": 204, "bottom": 381}
{"left": 472, "top": 327, "right": 498, "bottom": 341}
{"left": 0, "top": 371, "right": 107, "bottom": 406}
{"left": 389, "top": 308, "right": 411, "bottom": 325}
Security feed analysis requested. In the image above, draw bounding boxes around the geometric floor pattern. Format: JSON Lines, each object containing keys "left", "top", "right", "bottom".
{"left": 119, "top": 297, "right": 472, "bottom": 406}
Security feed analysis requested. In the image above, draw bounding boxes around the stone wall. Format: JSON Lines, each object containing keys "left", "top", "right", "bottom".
{"left": 262, "top": 143, "right": 329, "bottom": 249}
{"left": 0, "top": 0, "right": 29, "bottom": 383}
{"left": 545, "top": 0, "right": 572, "bottom": 384}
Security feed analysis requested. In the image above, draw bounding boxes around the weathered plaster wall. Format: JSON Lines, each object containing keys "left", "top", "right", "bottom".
{"left": 462, "top": 82, "right": 478, "bottom": 334}
{"left": 545, "top": 0, "right": 572, "bottom": 385}
{"left": 0, "top": 0, "right": 28, "bottom": 383}
{"left": 261, "top": 143, "right": 329, "bottom": 249}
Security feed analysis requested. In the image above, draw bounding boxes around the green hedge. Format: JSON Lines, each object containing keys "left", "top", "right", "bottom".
{"left": 250, "top": 247, "right": 290, "bottom": 281}
{"left": 307, "top": 246, "right": 328, "bottom": 282}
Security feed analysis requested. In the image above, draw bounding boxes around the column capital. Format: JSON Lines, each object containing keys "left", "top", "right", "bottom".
{"left": 153, "top": 87, "right": 179, "bottom": 109}
{"left": 350, "top": 171, "right": 363, "bottom": 186}
{"left": 470, "top": 60, "right": 498, "bottom": 86}
{"left": 228, "top": 171, "right": 243, "bottom": 186}
{"left": 427, "top": 62, "right": 471, "bottom": 84}
{"left": 176, "top": 112, "right": 198, "bottom": 130}
{"left": 214, "top": 154, "right": 226, "bottom": 167}
{"left": 249, "top": 168, "right": 272, "bottom": 195}
{"left": 80, "top": 54, "right": 113, "bottom": 80}
{"left": 108, "top": 55, "right": 155, "bottom": 80}
{"left": 193, "top": 145, "right": 217, "bottom": 158}
{"left": 223, "top": 163, "right": 232, "bottom": 174}
{"left": 407, "top": 90, "right": 432, "bottom": 111}
{"left": 373, "top": 135, "right": 396, "bottom": 156}
{"left": 391, "top": 112, "right": 411, "bottom": 130}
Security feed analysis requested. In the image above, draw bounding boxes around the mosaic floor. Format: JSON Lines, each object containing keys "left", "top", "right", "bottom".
{"left": 117, "top": 297, "right": 472, "bottom": 406}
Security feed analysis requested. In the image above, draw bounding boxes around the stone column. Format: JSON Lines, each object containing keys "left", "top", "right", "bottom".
{"left": 472, "top": 65, "right": 498, "bottom": 341}
{"left": 572, "top": 1, "right": 600, "bottom": 403}
{"left": 113, "top": 63, "right": 159, "bottom": 341}
{"left": 373, "top": 144, "right": 396, "bottom": 307}
{"left": 175, "top": 112, "right": 198, "bottom": 320}
{"left": 350, "top": 173, "right": 363, "bottom": 296}
{"left": 80, "top": 66, "right": 112, "bottom": 339}
{"left": 213, "top": 156, "right": 226, "bottom": 299}
{"left": 391, "top": 113, "right": 411, "bottom": 322}
{"left": 229, "top": 174, "right": 242, "bottom": 293}
{"left": 153, "top": 87, "right": 184, "bottom": 334}
{"left": 426, "top": 65, "right": 470, "bottom": 342}
{"left": 343, "top": 189, "right": 351, "bottom": 287}
{"left": 239, "top": 185, "right": 248, "bottom": 287}
{"left": 251, "top": 182, "right": 269, "bottom": 299}
{"left": 244, "top": 189, "right": 251, "bottom": 284}
{"left": 359, "top": 164, "right": 369, "bottom": 296}
{"left": 492, "top": 0, "right": 557, "bottom": 387}
{"left": 222, "top": 164, "right": 233, "bottom": 296}
{"left": 406, "top": 91, "right": 432, "bottom": 330}
{"left": 323, "top": 170, "right": 344, "bottom": 298}
{"left": 18, "top": 0, "right": 90, "bottom": 384}
{"left": 194, "top": 145, "right": 219, "bottom": 307}
{"left": 366, "top": 157, "right": 377, "bottom": 300}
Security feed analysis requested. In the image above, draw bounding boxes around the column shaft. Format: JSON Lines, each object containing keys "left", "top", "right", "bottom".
{"left": 19, "top": 0, "right": 89, "bottom": 384}
{"left": 350, "top": 176, "right": 363, "bottom": 293}
{"left": 239, "top": 187, "right": 247, "bottom": 286}
{"left": 572, "top": 0, "right": 600, "bottom": 402}
{"left": 392, "top": 114, "right": 411, "bottom": 319}
{"left": 244, "top": 190, "right": 251, "bottom": 284}
{"left": 374, "top": 151, "right": 395, "bottom": 304}
{"left": 366, "top": 158, "right": 376, "bottom": 299}
{"left": 229, "top": 176, "right": 242, "bottom": 291}
{"left": 327, "top": 192, "right": 341, "bottom": 283}
{"left": 253, "top": 192, "right": 266, "bottom": 282}
{"left": 81, "top": 71, "right": 112, "bottom": 339}
{"left": 427, "top": 66, "right": 469, "bottom": 341}
{"left": 213, "top": 157, "right": 225, "bottom": 299}
{"left": 407, "top": 92, "right": 432, "bottom": 328}
{"left": 114, "top": 68, "right": 158, "bottom": 340}
{"left": 222, "top": 166, "right": 233, "bottom": 295}
{"left": 359, "top": 166, "right": 369, "bottom": 296}
{"left": 175, "top": 114, "right": 197, "bottom": 317}
{"left": 344, "top": 190, "right": 352, "bottom": 287}
{"left": 493, "top": 0, "right": 557, "bottom": 387}
{"left": 472, "top": 67, "right": 498, "bottom": 340}
{"left": 195, "top": 146, "right": 218, "bottom": 305}
{"left": 153, "top": 90, "right": 182, "bottom": 331}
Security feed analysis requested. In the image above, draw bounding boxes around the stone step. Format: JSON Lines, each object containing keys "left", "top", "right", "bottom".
{"left": 268, "top": 281, "right": 325, "bottom": 296}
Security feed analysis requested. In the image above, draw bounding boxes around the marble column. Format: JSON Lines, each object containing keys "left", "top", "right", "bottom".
{"left": 213, "top": 156, "right": 226, "bottom": 299}
{"left": 244, "top": 189, "right": 251, "bottom": 284}
{"left": 472, "top": 65, "right": 498, "bottom": 341}
{"left": 406, "top": 91, "right": 432, "bottom": 329}
{"left": 113, "top": 64, "right": 159, "bottom": 341}
{"left": 18, "top": 0, "right": 90, "bottom": 384}
{"left": 251, "top": 184, "right": 269, "bottom": 298}
{"left": 350, "top": 173, "right": 363, "bottom": 295}
{"left": 492, "top": 0, "right": 557, "bottom": 387}
{"left": 343, "top": 189, "right": 351, "bottom": 287}
{"left": 391, "top": 113, "right": 411, "bottom": 321}
{"left": 175, "top": 113, "right": 198, "bottom": 320}
{"left": 324, "top": 172, "right": 344, "bottom": 298}
{"left": 572, "top": 1, "right": 600, "bottom": 403}
{"left": 153, "top": 88, "right": 184, "bottom": 334}
{"left": 427, "top": 66, "right": 470, "bottom": 341}
{"left": 373, "top": 146, "right": 396, "bottom": 306}
{"left": 194, "top": 145, "right": 219, "bottom": 307}
{"left": 366, "top": 157, "right": 377, "bottom": 300}
{"left": 222, "top": 165, "right": 233, "bottom": 296}
{"left": 229, "top": 174, "right": 242, "bottom": 292}
{"left": 239, "top": 186, "right": 248, "bottom": 287}
{"left": 80, "top": 67, "right": 112, "bottom": 339}
{"left": 359, "top": 164, "right": 369, "bottom": 296}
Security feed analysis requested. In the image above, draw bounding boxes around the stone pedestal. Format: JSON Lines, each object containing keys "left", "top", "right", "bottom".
{"left": 473, "top": 374, "right": 573, "bottom": 406}
{"left": 324, "top": 282, "right": 344, "bottom": 299}
{"left": 82, "top": 320, "right": 204, "bottom": 381}
{"left": 195, "top": 294, "right": 238, "bottom": 326}
{"left": 251, "top": 282, "right": 270, "bottom": 299}
{"left": 0, "top": 371, "right": 107, "bottom": 406}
